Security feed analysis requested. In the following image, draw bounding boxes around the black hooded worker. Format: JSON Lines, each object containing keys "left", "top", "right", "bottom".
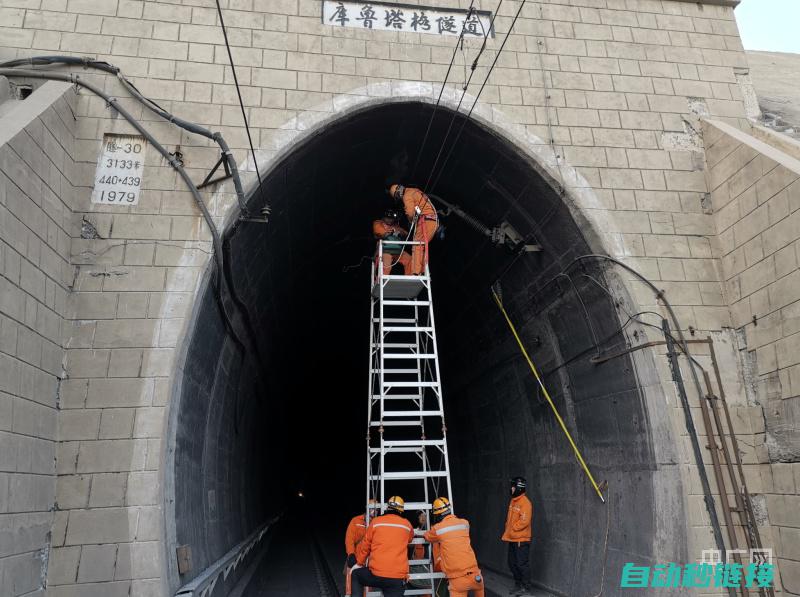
{"left": 372, "top": 209, "right": 411, "bottom": 275}
{"left": 502, "top": 477, "right": 533, "bottom": 596}
{"left": 387, "top": 184, "right": 438, "bottom": 275}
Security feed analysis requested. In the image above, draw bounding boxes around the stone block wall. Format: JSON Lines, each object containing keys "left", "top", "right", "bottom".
{"left": 705, "top": 117, "right": 800, "bottom": 594}
{"left": 1, "top": 0, "right": 796, "bottom": 595}
{"left": 0, "top": 82, "right": 77, "bottom": 597}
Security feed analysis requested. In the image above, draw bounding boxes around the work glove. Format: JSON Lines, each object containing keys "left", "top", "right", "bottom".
{"left": 346, "top": 553, "right": 357, "bottom": 568}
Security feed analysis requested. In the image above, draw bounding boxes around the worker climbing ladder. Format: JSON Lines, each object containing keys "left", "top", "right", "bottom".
{"left": 366, "top": 239, "right": 452, "bottom": 596}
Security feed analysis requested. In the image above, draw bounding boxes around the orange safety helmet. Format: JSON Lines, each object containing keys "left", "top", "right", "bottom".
{"left": 432, "top": 497, "right": 451, "bottom": 522}
{"left": 387, "top": 495, "right": 405, "bottom": 513}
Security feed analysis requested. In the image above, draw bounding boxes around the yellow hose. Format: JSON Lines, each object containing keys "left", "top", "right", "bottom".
{"left": 491, "top": 289, "right": 606, "bottom": 503}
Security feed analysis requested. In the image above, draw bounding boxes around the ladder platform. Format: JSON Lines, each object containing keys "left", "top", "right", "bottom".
{"left": 383, "top": 300, "right": 430, "bottom": 306}
{"left": 372, "top": 276, "right": 427, "bottom": 299}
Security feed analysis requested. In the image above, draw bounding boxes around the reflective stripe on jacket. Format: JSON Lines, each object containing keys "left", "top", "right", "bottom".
{"left": 423, "top": 514, "right": 479, "bottom": 579}
{"left": 356, "top": 513, "right": 415, "bottom": 579}
{"left": 501, "top": 494, "right": 532, "bottom": 542}
{"left": 345, "top": 514, "right": 367, "bottom": 555}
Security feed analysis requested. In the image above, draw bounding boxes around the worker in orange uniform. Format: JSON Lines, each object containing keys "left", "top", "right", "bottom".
{"left": 502, "top": 477, "right": 533, "bottom": 596}
{"left": 372, "top": 209, "right": 411, "bottom": 275}
{"left": 344, "top": 499, "right": 378, "bottom": 596}
{"left": 388, "top": 184, "right": 438, "bottom": 275}
{"left": 350, "top": 496, "right": 415, "bottom": 597}
{"left": 424, "top": 497, "right": 484, "bottom": 597}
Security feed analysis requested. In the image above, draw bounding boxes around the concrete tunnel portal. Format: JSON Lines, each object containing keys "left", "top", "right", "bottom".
{"left": 165, "top": 101, "right": 686, "bottom": 595}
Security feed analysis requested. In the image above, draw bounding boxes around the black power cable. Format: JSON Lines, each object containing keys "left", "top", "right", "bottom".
{"left": 214, "top": 0, "right": 265, "bottom": 202}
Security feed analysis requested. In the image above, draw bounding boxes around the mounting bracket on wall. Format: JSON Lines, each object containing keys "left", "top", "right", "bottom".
{"left": 196, "top": 152, "right": 233, "bottom": 190}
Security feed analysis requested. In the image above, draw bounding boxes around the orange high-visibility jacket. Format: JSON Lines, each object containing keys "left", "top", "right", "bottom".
{"left": 399, "top": 187, "right": 436, "bottom": 222}
{"left": 372, "top": 220, "right": 408, "bottom": 239}
{"left": 424, "top": 514, "right": 479, "bottom": 579}
{"left": 345, "top": 514, "right": 368, "bottom": 555}
{"left": 356, "top": 512, "right": 415, "bottom": 579}
{"left": 501, "top": 494, "right": 533, "bottom": 542}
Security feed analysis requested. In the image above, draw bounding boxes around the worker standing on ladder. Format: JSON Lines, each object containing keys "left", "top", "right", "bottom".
{"left": 425, "top": 498, "right": 484, "bottom": 597}
{"left": 372, "top": 209, "right": 411, "bottom": 275}
{"left": 388, "top": 184, "right": 438, "bottom": 275}
{"left": 350, "top": 496, "right": 414, "bottom": 597}
{"left": 345, "top": 499, "right": 378, "bottom": 596}
{"left": 502, "top": 477, "right": 534, "bottom": 596}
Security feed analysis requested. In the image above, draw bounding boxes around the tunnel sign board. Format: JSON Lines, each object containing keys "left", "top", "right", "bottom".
{"left": 323, "top": 1, "right": 493, "bottom": 37}
{"left": 92, "top": 133, "right": 147, "bottom": 206}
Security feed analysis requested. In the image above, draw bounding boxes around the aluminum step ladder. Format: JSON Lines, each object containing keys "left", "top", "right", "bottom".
{"left": 365, "top": 240, "right": 452, "bottom": 596}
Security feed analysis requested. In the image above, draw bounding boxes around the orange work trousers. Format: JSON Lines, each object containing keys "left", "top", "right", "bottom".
{"left": 411, "top": 218, "right": 438, "bottom": 275}
{"left": 448, "top": 572, "right": 485, "bottom": 597}
{"left": 382, "top": 252, "right": 411, "bottom": 276}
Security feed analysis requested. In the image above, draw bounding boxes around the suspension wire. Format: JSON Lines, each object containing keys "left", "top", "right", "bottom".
{"left": 215, "top": 0, "right": 265, "bottom": 199}
{"left": 428, "top": 0, "right": 526, "bottom": 194}
{"left": 410, "top": 0, "right": 478, "bottom": 181}
{"left": 423, "top": 0, "right": 504, "bottom": 192}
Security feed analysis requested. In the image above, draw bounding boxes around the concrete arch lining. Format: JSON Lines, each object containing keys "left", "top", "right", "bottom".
{"left": 162, "top": 95, "right": 688, "bottom": 596}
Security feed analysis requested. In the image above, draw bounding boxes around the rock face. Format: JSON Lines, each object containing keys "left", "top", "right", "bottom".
{"left": 747, "top": 50, "right": 800, "bottom": 138}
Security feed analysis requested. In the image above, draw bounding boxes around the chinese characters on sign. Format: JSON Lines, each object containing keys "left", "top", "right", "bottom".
{"left": 92, "top": 134, "right": 147, "bottom": 205}
{"left": 322, "top": 1, "right": 493, "bottom": 37}
{"left": 620, "top": 550, "right": 775, "bottom": 590}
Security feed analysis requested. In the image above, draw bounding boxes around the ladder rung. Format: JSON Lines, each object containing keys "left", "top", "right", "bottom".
{"left": 374, "top": 343, "right": 419, "bottom": 348}
{"left": 369, "top": 421, "right": 423, "bottom": 427}
{"left": 370, "top": 471, "right": 449, "bottom": 480}
{"left": 409, "top": 559, "right": 431, "bottom": 565}
{"left": 383, "top": 353, "right": 436, "bottom": 359}
{"left": 382, "top": 274, "right": 430, "bottom": 281}
{"left": 384, "top": 326, "right": 434, "bottom": 332}
{"left": 383, "top": 440, "right": 446, "bottom": 447}
{"left": 372, "top": 394, "right": 420, "bottom": 399}
{"left": 384, "top": 381, "right": 439, "bottom": 388}
{"left": 408, "top": 572, "right": 447, "bottom": 580}
{"left": 382, "top": 410, "right": 443, "bottom": 417}
{"left": 373, "top": 318, "right": 418, "bottom": 323}
{"left": 371, "top": 369, "right": 420, "bottom": 374}
{"left": 368, "top": 591, "right": 436, "bottom": 596}
{"left": 369, "top": 447, "right": 424, "bottom": 453}
{"left": 383, "top": 300, "right": 430, "bottom": 306}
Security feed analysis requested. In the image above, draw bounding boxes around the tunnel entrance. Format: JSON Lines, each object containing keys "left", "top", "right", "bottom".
{"left": 165, "top": 100, "right": 686, "bottom": 595}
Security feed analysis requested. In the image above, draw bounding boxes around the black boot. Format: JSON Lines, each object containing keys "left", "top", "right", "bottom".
{"left": 509, "top": 582, "right": 524, "bottom": 596}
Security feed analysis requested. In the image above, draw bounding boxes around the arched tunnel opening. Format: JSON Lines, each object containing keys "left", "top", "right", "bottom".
{"left": 167, "top": 101, "right": 683, "bottom": 596}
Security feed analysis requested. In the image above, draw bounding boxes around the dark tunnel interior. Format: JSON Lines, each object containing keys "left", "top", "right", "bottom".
{"left": 167, "top": 101, "right": 684, "bottom": 595}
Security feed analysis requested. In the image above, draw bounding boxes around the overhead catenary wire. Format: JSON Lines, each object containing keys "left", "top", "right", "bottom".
{"left": 427, "top": 0, "right": 527, "bottom": 194}
{"left": 410, "top": 0, "right": 478, "bottom": 181}
{"left": 214, "top": 0, "right": 266, "bottom": 204}
{"left": 423, "top": 0, "right": 504, "bottom": 192}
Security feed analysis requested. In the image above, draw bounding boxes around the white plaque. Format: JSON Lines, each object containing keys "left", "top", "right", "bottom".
{"left": 322, "top": 1, "right": 493, "bottom": 38}
{"left": 92, "top": 133, "right": 147, "bottom": 205}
